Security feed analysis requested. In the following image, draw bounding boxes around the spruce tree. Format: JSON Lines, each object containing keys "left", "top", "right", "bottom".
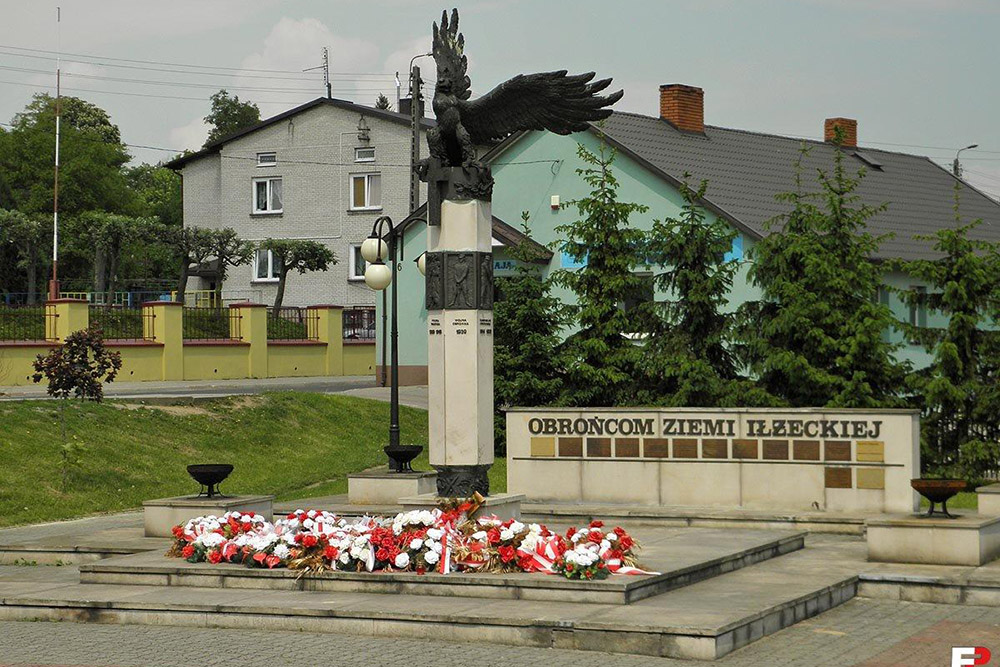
{"left": 552, "top": 140, "right": 648, "bottom": 406}
{"left": 639, "top": 177, "right": 767, "bottom": 406}
{"left": 896, "top": 185, "right": 1000, "bottom": 478}
{"left": 493, "top": 212, "right": 567, "bottom": 453}
{"left": 739, "top": 138, "right": 905, "bottom": 408}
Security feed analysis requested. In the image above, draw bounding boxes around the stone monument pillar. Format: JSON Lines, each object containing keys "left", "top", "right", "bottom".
{"left": 400, "top": 7, "right": 620, "bottom": 511}
{"left": 423, "top": 164, "right": 494, "bottom": 497}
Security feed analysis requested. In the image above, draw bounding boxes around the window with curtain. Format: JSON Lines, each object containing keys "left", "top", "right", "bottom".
{"left": 253, "top": 177, "right": 283, "bottom": 213}
{"left": 350, "top": 173, "right": 381, "bottom": 210}
{"left": 254, "top": 249, "right": 279, "bottom": 281}
{"left": 349, "top": 244, "right": 366, "bottom": 280}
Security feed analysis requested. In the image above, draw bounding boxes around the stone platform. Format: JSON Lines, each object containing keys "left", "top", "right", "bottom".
{"left": 867, "top": 513, "right": 1000, "bottom": 566}
{"left": 272, "top": 496, "right": 874, "bottom": 534}
{"left": 3, "top": 530, "right": 864, "bottom": 660}
{"left": 978, "top": 483, "right": 1000, "bottom": 516}
{"left": 143, "top": 495, "right": 274, "bottom": 538}
{"left": 80, "top": 529, "right": 804, "bottom": 605}
{"left": 347, "top": 469, "right": 437, "bottom": 505}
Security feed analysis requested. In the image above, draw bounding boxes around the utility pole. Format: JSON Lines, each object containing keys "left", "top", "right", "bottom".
{"left": 395, "top": 71, "right": 401, "bottom": 112}
{"left": 409, "top": 64, "right": 422, "bottom": 215}
{"left": 48, "top": 6, "right": 61, "bottom": 301}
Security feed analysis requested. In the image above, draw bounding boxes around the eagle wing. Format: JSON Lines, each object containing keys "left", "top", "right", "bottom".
{"left": 458, "top": 71, "right": 623, "bottom": 145}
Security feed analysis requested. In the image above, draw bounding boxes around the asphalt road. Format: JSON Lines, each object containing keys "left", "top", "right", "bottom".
{"left": 0, "top": 375, "right": 377, "bottom": 401}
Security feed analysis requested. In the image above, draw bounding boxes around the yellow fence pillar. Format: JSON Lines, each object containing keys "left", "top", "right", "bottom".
{"left": 145, "top": 301, "right": 183, "bottom": 381}
{"left": 309, "top": 305, "right": 344, "bottom": 376}
{"left": 231, "top": 303, "right": 268, "bottom": 378}
{"left": 45, "top": 299, "right": 89, "bottom": 342}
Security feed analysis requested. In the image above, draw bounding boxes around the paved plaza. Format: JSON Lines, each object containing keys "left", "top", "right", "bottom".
{"left": 0, "top": 598, "right": 998, "bottom": 666}
{"left": 5, "top": 510, "right": 1000, "bottom": 664}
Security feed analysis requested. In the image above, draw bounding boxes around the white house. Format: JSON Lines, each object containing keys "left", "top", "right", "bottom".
{"left": 167, "top": 97, "right": 431, "bottom": 308}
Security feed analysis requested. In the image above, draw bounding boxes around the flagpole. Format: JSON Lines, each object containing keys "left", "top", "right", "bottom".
{"left": 48, "top": 6, "right": 61, "bottom": 301}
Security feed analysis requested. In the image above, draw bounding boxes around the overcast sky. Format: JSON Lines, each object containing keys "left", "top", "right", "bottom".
{"left": 0, "top": 0, "right": 997, "bottom": 198}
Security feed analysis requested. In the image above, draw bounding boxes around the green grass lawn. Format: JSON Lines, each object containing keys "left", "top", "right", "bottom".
{"left": 0, "top": 392, "right": 505, "bottom": 528}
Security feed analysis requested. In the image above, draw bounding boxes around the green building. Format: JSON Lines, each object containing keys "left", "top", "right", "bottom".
{"left": 377, "top": 84, "right": 1000, "bottom": 385}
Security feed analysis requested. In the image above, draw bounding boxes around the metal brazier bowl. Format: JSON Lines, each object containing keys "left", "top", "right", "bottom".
{"left": 187, "top": 464, "right": 234, "bottom": 498}
{"left": 384, "top": 445, "right": 422, "bottom": 473}
{"left": 911, "top": 478, "right": 967, "bottom": 518}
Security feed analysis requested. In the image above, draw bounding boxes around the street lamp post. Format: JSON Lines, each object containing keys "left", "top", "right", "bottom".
{"left": 953, "top": 144, "right": 978, "bottom": 178}
{"left": 362, "top": 216, "right": 426, "bottom": 472}
{"left": 362, "top": 217, "right": 398, "bottom": 450}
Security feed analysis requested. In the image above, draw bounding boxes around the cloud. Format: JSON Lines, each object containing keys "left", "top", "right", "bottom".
{"left": 169, "top": 116, "right": 209, "bottom": 152}
{"left": 802, "top": 0, "right": 997, "bottom": 11}
{"left": 242, "top": 18, "right": 379, "bottom": 73}
{"left": 3, "top": 1, "right": 279, "bottom": 49}
{"left": 383, "top": 36, "right": 436, "bottom": 101}
{"left": 236, "top": 17, "right": 389, "bottom": 109}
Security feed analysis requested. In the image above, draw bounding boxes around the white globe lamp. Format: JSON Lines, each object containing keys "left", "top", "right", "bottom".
{"left": 361, "top": 235, "right": 389, "bottom": 264}
{"left": 415, "top": 252, "right": 426, "bottom": 276}
{"left": 364, "top": 260, "right": 392, "bottom": 291}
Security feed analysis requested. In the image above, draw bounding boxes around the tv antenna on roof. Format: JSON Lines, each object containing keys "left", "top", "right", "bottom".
{"left": 303, "top": 47, "right": 331, "bottom": 99}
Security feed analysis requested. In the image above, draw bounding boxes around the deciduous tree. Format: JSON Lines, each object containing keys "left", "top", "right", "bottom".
{"left": 257, "top": 239, "right": 336, "bottom": 309}
{"left": 208, "top": 228, "right": 254, "bottom": 306}
{"left": 75, "top": 212, "right": 157, "bottom": 299}
{"left": 1, "top": 94, "right": 131, "bottom": 216}
{"left": 125, "top": 163, "right": 182, "bottom": 227}
{"left": 0, "top": 209, "right": 48, "bottom": 302}
{"left": 171, "top": 226, "right": 216, "bottom": 303}
{"left": 203, "top": 90, "right": 260, "bottom": 146}
{"left": 32, "top": 326, "right": 122, "bottom": 490}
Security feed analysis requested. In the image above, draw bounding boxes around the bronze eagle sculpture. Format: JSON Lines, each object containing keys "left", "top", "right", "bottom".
{"left": 423, "top": 8, "right": 623, "bottom": 170}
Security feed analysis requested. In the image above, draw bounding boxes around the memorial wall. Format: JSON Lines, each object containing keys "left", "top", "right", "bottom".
{"left": 506, "top": 408, "right": 920, "bottom": 513}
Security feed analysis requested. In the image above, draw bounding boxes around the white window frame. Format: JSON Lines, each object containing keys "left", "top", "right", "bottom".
{"left": 252, "top": 176, "right": 283, "bottom": 214}
{"left": 354, "top": 147, "right": 375, "bottom": 163}
{"left": 348, "top": 243, "right": 367, "bottom": 281}
{"left": 349, "top": 173, "right": 382, "bottom": 211}
{"left": 252, "top": 249, "right": 280, "bottom": 283}
{"left": 256, "top": 152, "right": 277, "bottom": 167}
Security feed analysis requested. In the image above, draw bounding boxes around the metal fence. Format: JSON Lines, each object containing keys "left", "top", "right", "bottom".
{"left": 921, "top": 407, "right": 1000, "bottom": 479}
{"left": 343, "top": 306, "right": 376, "bottom": 340}
{"left": 182, "top": 307, "right": 240, "bottom": 341}
{"left": 88, "top": 305, "right": 153, "bottom": 341}
{"left": 0, "top": 305, "right": 48, "bottom": 341}
{"left": 267, "top": 307, "right": 319, "bottom": 341}
{"left": 172, "top": 289, "right": 264, "bottom": 308}
{"left": 1, "top": 291, "right": 172, "bottom": 307}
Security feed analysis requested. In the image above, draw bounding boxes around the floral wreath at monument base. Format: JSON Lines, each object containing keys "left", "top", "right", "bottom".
{"left": 167, "top": 493, "right": 656, "bottom": 580}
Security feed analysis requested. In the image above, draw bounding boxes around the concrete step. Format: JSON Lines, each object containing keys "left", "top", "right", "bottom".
{"left": 275, "top": 495, "right": 869, "bottom": 535}
{"left": 860, "top": 564, "right": 1000, "bottom": 606}
{"left": 0, "top": 512, "right": 167, "bottom": 565}
{"left": 0, "top": 538, "right": 864, "bottom": 660}
{"left": 80, "top": 530, "right": 805, "bottom": 605}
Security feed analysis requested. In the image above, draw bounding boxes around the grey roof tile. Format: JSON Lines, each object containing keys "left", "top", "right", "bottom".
{"left": 597, "top": 112, "right": 1000, "bottom": 260}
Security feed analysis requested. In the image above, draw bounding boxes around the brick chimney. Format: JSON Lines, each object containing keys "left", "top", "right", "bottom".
{"left": 659, "top": 84, "right": 704, "bottom": 133}
{"left": 824, "top": 117, "right": 857, "bottom": 147}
